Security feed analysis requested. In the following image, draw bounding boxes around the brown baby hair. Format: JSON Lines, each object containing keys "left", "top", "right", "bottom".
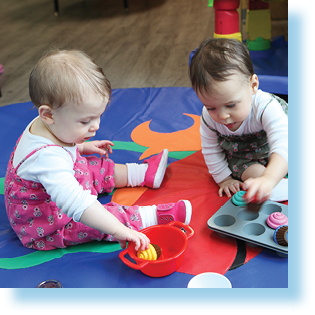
{"left": 189, "top": 38, "right": 255, "bottom": 96}
{"left": 29, "top": 49, "right": 111, "bottom": 109}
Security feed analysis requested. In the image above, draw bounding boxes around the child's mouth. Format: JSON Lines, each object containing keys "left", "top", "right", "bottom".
{"left": 84, "top": 134, "right": 95, "bottom": 141}
{"left": 224, "top": 123, "right": 236, "bottom": 129}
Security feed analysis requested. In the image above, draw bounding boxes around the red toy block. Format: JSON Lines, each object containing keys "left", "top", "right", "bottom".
{"left": 215, "top": 10, "right": 240, "bottom": 34}
{"left": 213, "top": 0, "right": 240, "bottom": 11}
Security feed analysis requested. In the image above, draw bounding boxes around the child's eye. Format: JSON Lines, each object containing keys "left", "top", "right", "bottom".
{"left": 81, "top": 121, "right": 90, "bottom": 125}
{"left": 207, "top": 107, "right": 215, "bottom": 112}
{"left": 227, "top": 104, "right": 236, "bottom": 109}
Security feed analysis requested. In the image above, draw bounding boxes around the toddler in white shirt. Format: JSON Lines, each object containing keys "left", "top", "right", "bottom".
{"left": 4, "top": 49, "right": 192, "bottom": 250}
{"left": 189, "top": 38, "right": 288, "bottom": 204}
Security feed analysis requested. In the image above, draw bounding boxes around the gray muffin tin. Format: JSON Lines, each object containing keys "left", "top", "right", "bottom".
{"left": 207, "top": 199, "right": 288, "bottom": 254}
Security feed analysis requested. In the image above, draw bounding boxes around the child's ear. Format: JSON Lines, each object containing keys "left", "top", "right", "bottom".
{"left": 38, "top": 105, "right": 54, "bottom": 125}
{"left": 250, "top": 74, "right": 259, "bottom": 94}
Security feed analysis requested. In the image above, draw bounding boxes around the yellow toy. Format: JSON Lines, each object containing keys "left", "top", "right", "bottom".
{"left": 137, "top": 244, "right": 161, "bottom": 261}
{"left": 245, "top": 0, "right": 271, "bottom": 50}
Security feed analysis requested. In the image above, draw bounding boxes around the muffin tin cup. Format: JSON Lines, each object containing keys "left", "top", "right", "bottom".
{"left": 207, "top": 199, "right": 288, "bottom": 254}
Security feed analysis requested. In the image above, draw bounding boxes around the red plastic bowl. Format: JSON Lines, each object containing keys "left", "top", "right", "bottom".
{"left": 119, "top": 221, "right": 194, "bottom": 277}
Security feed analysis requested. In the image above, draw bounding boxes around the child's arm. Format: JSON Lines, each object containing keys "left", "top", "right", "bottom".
{"left": 243, "top": 93, "right": 288, "bottom": 203}
{"left": 200, "top": 110, "right": 237, "bottom": 196}
{"left": 243, "top": 153, "right": 288, "bottom": 203}
{"left": 218, "top": 176, "right": 246, "bottom": 198}
{"left": 78, "top": 140, "right": 114, "bottom": 158}
{"left": 200, "top": 112, "right": 232, "bottom": 182}
{"left": 79, "top": 200, "right": 150, "bottom": 251}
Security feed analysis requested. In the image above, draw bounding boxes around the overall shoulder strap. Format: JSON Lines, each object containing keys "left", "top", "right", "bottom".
{"left": 15, "top": 144, "right": 74, "bottom": 172}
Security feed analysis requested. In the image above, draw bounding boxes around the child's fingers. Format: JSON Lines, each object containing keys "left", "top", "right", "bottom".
{"left": 133, "top": 239, "right": 141, "bottom": 251}
{"left": 107, "top": 141, "right": 114, "bottom": 146}
{"left": 98, "top": 142, "right": 113, "bottom": 156}
{"left": 142, "top": 234, "right": 150, "bottom": 250}
{"left": 97, "top": 148, "right": 108, "bottom": 157}
{"left": 218, "top": 188, "right": 223, "bottom": 197}
{"left": 229, "top": 183, "right": 239, "bottom": 195}
{"left": 244, "top": 180, "right": 264, "bottom": 203}
{"left": 224, "top": 187, "right": 232, "bottom": 198}
{"left": 254, "top": 188, "right": 270, "bottom": 203}
{"left": 119, "top": 240, "right": 127, "bottom": 249}
{"left": 139, "top": 234, "right": 150, "bottom": 251}
{"left": 244, "top": 188, "right": 255, "bottom": 203}
{"left": 106, "top": 145, "right": 113, "bottom": 154}
{"left": 240, "top": 181, "right": 247, "bottom": 191}
{"left": 93, "top": 145, "right": 111, "bottom": 157}
{"left": 103, "top": 141, "right": 114, "bottom": 148}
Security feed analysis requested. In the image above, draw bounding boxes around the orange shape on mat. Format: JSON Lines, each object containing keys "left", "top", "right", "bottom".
{"left": 112, "top": 186, "right": 148, "bottom": 206}
{"left": 132, "top": 151, "right": 262, "bottom": 275}
{"left": 131, "top": 113, "right": 201, "bottom": 159}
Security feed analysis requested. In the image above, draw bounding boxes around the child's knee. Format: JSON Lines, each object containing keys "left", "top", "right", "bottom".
{"left": 241, "top": 163, "right": 266, "bottom": 181}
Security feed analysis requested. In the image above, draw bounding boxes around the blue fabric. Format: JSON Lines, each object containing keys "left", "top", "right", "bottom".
{"left": 0, "top": 87, "right": 287, "bottom": 288}
{"left": 227, "top": 249, "right": 288, "bottom": 288}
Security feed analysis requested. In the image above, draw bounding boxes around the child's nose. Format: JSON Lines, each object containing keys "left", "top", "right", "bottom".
{"left": 90, "top": 120, "right": 100, "bottom": 132}
{"left": 219, "top": 110, "right": 230, "bottom": 120}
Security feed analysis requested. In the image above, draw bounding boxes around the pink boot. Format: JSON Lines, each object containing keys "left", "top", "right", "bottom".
{"left": 157, "top": 200, "right": 192, "bottom": 225}
{"left": 142, "top": 149, "right": 168, "bottom": 189}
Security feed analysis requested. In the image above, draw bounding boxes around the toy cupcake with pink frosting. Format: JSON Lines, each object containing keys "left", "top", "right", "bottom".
{"left": 267, "top": 212, "right": 288, "bottom": 229}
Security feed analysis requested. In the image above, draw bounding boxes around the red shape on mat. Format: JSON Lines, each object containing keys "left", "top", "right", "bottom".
{"left": 134, "top": 151, "right": 262, "bottom": 275}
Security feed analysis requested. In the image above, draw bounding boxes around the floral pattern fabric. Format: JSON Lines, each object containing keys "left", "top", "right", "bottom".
{"left": 4, "top": 140, "right": 142, "bottom": 250}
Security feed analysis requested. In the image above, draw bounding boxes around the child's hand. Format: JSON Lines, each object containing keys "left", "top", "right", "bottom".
{"left": 112, "top": 226, "right": 150, "bottom": 251}
{"left": 218, "top": 176, "right": 246, "bottom": 198}
{"left": 78, "top": 140, "right": 114, "bottom": 158}
{"left": 243, "top": 175, "right": 275, "bottom": 203}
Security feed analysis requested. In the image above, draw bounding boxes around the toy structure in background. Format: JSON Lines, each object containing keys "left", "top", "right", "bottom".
{"left": 205, "top": 0, "right": 288, "bottom": 95}
{"left": 245, "top": 0, "right": 272, "bottom": 50}
{"left": 209, "top": 0, "right": 242, "bottom": 42}
{"left": 208, "top": 0, "right": 284, "bottom": 51}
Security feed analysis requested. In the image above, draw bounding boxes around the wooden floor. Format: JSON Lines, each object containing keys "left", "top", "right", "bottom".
{"left": 0, "top": 0, "right": 287, "bottom": 107}
{"left": 0, "top": 0, "right": 215, "bottom": 106}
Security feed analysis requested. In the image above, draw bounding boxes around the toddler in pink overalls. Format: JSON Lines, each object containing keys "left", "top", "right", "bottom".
{"left": 4, "top": 49, "right": 192, "bottom": 251}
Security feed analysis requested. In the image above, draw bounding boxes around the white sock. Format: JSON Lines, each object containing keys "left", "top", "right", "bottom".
{"left": 126, "top": 163, "right": 148, "bottom": 187}
{"left": 270, "top": 178, "right": 288, "bottom": 202}
{"left": 139, "top": 205, "right": 157, "bottom": 228}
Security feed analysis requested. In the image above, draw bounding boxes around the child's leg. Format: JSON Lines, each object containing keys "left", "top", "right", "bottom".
{"left": 113, "top": 163, "right": 148, "bottom": 188}
{"left": 115, "top": 149, "right": 169, "bottom": 189}
{"left": 83, "top": 149, "right": 168, "bottom": 192}
{"left": 62, "top": 203, "right": 143, "bottom": 246}
{"left": 103, "top": 199, "right": 192, "bottom": 235}
{"left": 241, "top": 163, "right": 265, "bottom": 181}
{"left": 63, "top": 199, "right": 192, "bottom": 246}
{"left": 138, "top": 200, "right": 192, "bottom": 228}
{"left": 113, "top": 164, "right": 128, "bottom": 188}
{"left": 103, "top": 199, "right": 192, "bottom": 230}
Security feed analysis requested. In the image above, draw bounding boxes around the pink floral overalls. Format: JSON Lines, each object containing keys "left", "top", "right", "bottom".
{"left": 4, "top": 139, "right": 143, "bottom": 250}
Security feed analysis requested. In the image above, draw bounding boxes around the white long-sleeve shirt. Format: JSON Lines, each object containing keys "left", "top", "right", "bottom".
{"left": 13, "top": 118, "right": 97, "bottom": 222}
{"left": 200, "top": 90, "right": 288, "bottom": 183}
